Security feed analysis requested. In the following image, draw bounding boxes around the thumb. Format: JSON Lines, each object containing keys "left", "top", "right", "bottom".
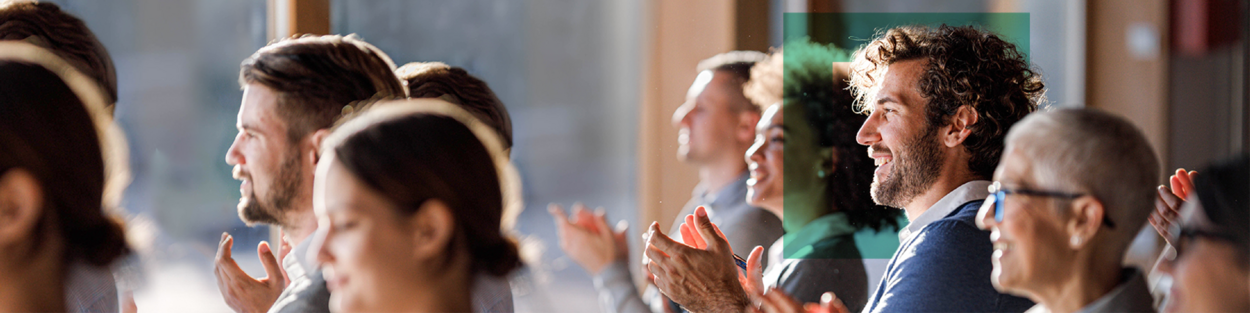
{"left": 747, "top": 246, "right": 765, "bottom": 288}
{"left": 258, "top": 241, "right": 285, "bottom": 284}
{"left": 693, "top": 206, "right": 728, "bottom": 253}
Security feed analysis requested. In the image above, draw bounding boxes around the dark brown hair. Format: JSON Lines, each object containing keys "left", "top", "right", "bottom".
{"left": 333, "top": 113, "right": 521, "bottom": 277}
{"left": 849, "top": 25, "right": 1044, "bottom": 179}
{"left": 698, "top": 51, "right": 768, "bottom": 112}
{"left": 240, "top": 34, "right": 406, "bottom": 143}
{"left": 0, "top": 61, "right": 128, "bottom": 266}
{"left": 396, "top": 62, "right": 513, "bottom": 151}
{"left": 0, "top": 0, "right": 117, "bottom": 109}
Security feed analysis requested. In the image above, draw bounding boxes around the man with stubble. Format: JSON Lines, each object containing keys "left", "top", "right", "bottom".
{"left": 215, "top": 34, "right": 405, "bottom": 313}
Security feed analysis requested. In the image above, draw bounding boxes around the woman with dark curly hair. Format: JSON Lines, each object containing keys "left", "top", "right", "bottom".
{"left": 738, "top": 40, "right": 901, "bottom": 312}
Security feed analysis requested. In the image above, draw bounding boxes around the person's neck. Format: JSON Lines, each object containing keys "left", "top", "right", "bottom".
{"left": 279, "top": 202, "right": 319, "bottom": 247}
{"left": 403, "top": 250, "right": 473, "bottom": 312}
{"left": 0, "top": 247, "right": 66, "bottom": 312}
{"left": 697, "top": 156, "right": 747, "bottom": 197}
{"left": 902, "top": 160, "right": 981, "bottom": 221}
{"left": 1037, "top": 253, "right": 1123, "bottom": 313}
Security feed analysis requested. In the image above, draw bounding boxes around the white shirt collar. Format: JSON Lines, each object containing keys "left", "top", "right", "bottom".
{"left": 899, "top": 180, "right": 991, "bottom": 241}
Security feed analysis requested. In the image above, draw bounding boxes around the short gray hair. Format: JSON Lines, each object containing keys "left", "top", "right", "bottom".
{"left": 1005, "top": 108, "right": 1158, "bottom": 244}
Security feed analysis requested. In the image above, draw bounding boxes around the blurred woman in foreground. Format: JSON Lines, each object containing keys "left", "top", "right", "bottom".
{"left": 1157, "top": 153, "right": 1249, "bottom": 313}
{"left": 309, "top": 99, "right": 522, "bottom": 312}
{"left": 0, "top": 41, "right": 130, "bottom": 312}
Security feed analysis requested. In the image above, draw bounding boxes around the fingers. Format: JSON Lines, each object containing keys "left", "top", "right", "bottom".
{"left": 687, "top": 214, "right": 708, "bottom": 248}
{"left": 572, "top": 202, "right": 599, "bottom": 232}
{"left": 821, "top": 292, "right": 851, "bottom": 313}
{"left": 760, "top": 288, "right": 802, "bottom": 313}
{"left": 680, "top": 216, "right": 708, "bottom": 249}
{"left": 646, "top": 221, "right": 685, "bottom": 254}
{"left": 216, "top": 232, "right": 234, "bottom": 262}
{"left": 747, "top": 245, "right": 764, "bottom": 285}
{"left": 548, "top": 203, "right": 571, "bottom": 227}
{"left": 693, "top": 206, "right": 729, "bottom": 253}
{"left": 257, "top": 241, "right": 284, "bottom": 284}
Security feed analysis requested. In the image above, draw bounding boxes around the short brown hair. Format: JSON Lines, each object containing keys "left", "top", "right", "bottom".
{"left": 397, "top": 62, "right": 512, "bottom": 151}
{"left": 698, "top": 50, "right": 767, "bottom": 112}
{"left": 239, "top": 34, "right": 406, "bottom": 143}
{"left": 849, "top": 25, "right": 1045, "bottom": 179}
{"left": 0, "top": 0, "right": 117, "bottom": 108}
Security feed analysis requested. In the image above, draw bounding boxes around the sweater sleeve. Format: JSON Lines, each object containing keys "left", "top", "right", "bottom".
{"left": 592, "top": 260, "right": 653, "bottom": 313}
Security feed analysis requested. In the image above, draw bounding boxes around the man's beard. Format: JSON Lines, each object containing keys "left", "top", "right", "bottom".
{"left": 871, "top": 123, "right": 943, "bottom": 208}
{"left": 239, "top": 153, "right": 303, "bottom": 227}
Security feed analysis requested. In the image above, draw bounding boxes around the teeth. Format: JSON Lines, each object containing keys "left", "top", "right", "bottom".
{"left": 875, "top": 158, "right": 890, "bottom": 166}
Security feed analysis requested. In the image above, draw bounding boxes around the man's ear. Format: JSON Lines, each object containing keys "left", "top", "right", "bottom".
{"left": 0, "top": 169, "right": 44, "bottom": 246}
{"left": 943, "top": 105, "right": 979, "bottom": 148}
{"left": 306, "top": 129, "right": 332, "bottom": 165}
{"left": 1066, "top": 196, "right": 1106, "bottom": 249}
{"left": 738, "top": 111, "right": 761, "bottom": 144}
{"left": 408, "top": 199, "right": 456, "bottom": 260}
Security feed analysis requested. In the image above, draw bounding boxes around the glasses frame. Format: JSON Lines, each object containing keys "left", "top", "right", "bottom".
{"left": 988, "top": 181, "right": 1116, "bottom": 229}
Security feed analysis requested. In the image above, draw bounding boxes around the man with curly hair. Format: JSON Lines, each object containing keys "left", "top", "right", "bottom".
{"left": 850, "top": 24, "right": 1042, "bottom": 312}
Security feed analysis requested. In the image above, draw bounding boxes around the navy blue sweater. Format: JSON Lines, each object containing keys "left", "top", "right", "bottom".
{"left": 863, "top": 200, "right": 1034, "bottom": 313}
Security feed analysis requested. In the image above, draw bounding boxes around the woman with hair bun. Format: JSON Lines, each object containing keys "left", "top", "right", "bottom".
{"left": 0, "top": 41, "right": 130, "bottom": 312}
{"left": 310, "top": 99, "right": 522, "bottom": 312}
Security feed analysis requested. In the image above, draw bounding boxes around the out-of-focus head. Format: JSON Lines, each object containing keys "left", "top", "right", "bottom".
{"left": 225, "top": 34, "right": 405, "bottom": 227}
{"left": 672, "top": 51, "right": 765, "bottom": 165}
{"left": 0, "top": 42, "right": 129, "bottom": 274}
{"left": 311, "top": 99, "right": 521, "bottom": 312}
{"left": 976, "top": 108, "right": 1158, "bottom": 301}
{"left": 397, "top": 62, "right": 513, "bottom": 156}
{"left": 1160, "top": 153, "right": 1249, "bottom": 313}
{"left": 0, "top": 0, "right": 117, "bottom": 112}
{"left": 743, "top": 41, "right": 898, "bottom": 232}
{"left": 851, "top": 25, "right": 1044, "bottom": 209}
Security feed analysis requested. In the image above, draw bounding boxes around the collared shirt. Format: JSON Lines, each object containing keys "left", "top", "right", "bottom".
{"left": 863, "top": 180, "right": 1034, "bottom": 313}
{"left": 898, "top": 180, "right": 991, "bottom": 242}
{"left": 1025, "top": 268, "right": 1155, "bottom": 313}
{"left": 270, "top": 236, "right": 331, "bottom": 313}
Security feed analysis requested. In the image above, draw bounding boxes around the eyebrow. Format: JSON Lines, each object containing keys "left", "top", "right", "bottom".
{"left": 876, "top": 96, "right": 898, "bottom": 105}
{"left": 767, "top": 124, "right": 787, "bottom": 132}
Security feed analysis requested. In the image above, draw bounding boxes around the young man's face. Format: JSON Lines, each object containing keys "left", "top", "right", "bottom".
{"left": 856, "top": 58, "right": 943, "bottom": 209}
{"left": 225, "top": 83, "right": 303, "bottom": 226}
{"left": 672, "top": 70, "right": 747, "bottom": 165}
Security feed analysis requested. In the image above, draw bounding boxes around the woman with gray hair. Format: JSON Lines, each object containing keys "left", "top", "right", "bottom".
{"left": 975, "top": 108, "right": 1160, "bottom": 313}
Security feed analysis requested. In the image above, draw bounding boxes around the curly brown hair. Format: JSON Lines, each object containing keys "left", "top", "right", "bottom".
{"left": 0, "top": 1, "right": 117, "bottom": 109}
{"left": 240, "top": 34, "right": 406, "bottom": 143}
{"left": 849, "top": 25, "right": 1045, "bottom": 179}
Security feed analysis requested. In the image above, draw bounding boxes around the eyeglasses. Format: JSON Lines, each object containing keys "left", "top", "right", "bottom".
{"left": 987, "top": 181, "right": 1115, "bottom": 229}
{"left": 1169, "top": 227, "right": 1239, "bottom": 259}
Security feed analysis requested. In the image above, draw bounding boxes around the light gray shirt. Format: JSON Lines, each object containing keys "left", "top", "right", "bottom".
{"left": 1025, "top": 268, "right": 1155, "bottom": 313}
{"left": 593, "top": 173, "right": 784, "bottom": 313}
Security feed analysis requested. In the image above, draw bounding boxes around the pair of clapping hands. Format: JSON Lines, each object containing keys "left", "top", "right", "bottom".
{"left": 642, "top": 206, "right": 852, "bottom": 313}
